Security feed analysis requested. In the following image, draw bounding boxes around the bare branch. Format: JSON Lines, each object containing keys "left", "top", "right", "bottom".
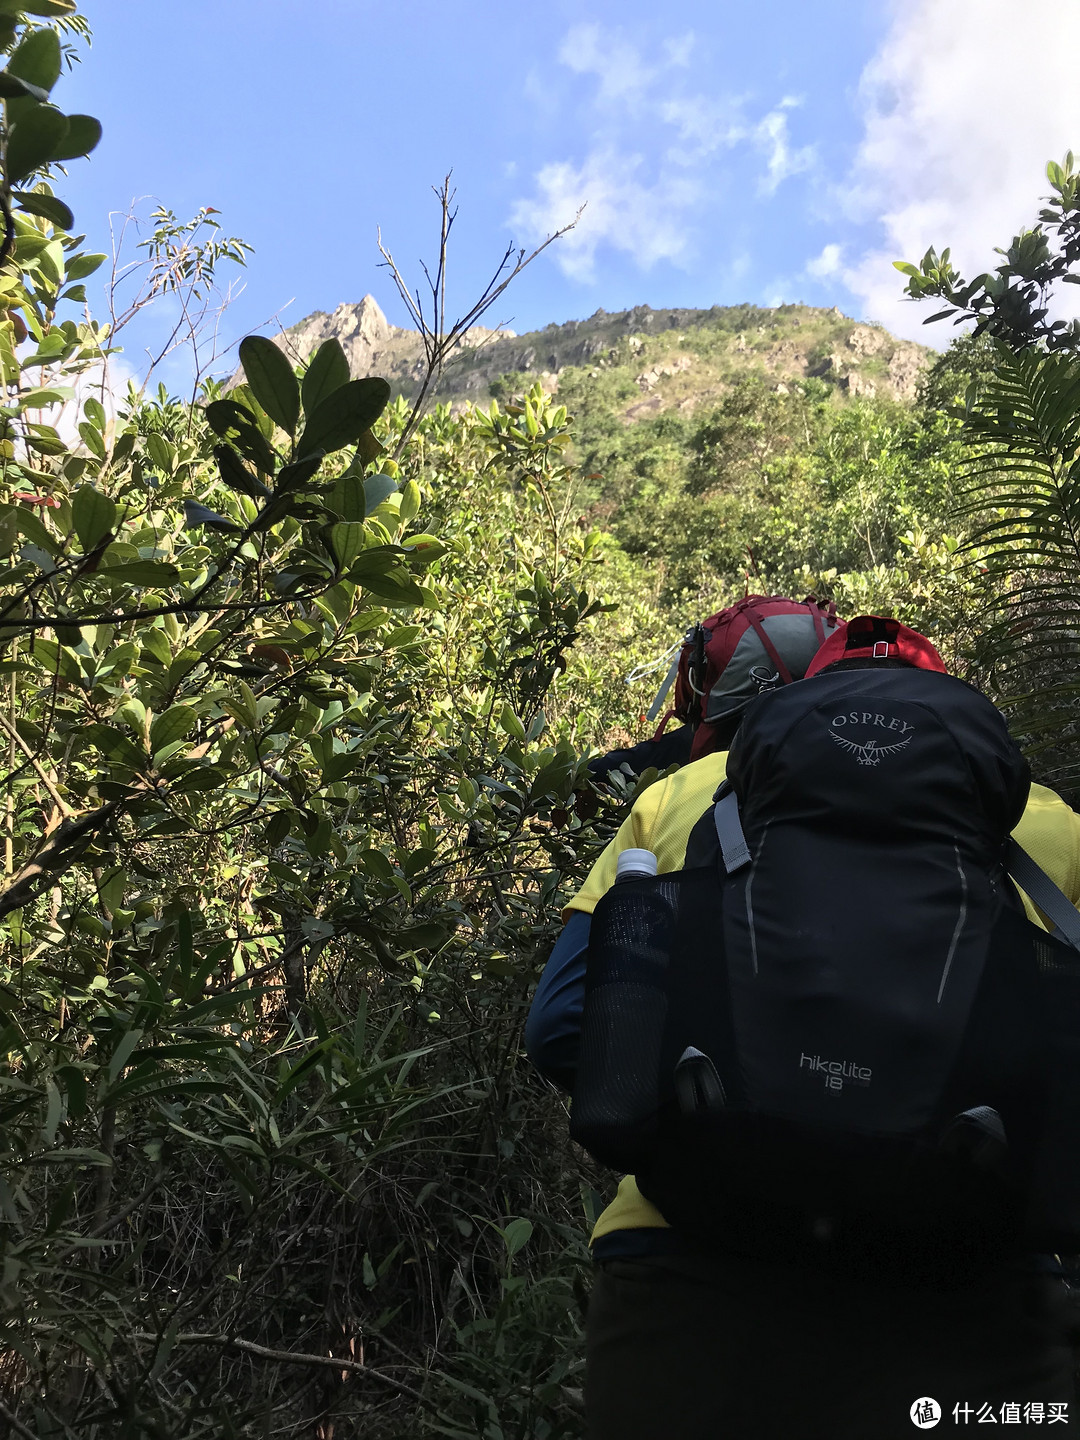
{"left": 376, "top": 187, "right": 582, "bottom": 456}
{"left": 0, "top": 709, "right": 76, "bottom": 819}
{"left": 0, "top": 1398, "right": 40, "bottom": 1440}
{"left": 0, "top": 796, "right": 127, "bottom": 921}
{"left": 128, "top": 1331, "right": 436, "bottom": 1410}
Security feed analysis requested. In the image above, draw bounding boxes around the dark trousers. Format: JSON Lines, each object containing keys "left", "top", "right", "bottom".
{"left": 585, "top": 1250, "right": 1079, "bottom": 1440}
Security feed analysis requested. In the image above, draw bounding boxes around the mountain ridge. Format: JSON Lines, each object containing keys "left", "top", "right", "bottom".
{"left": 265, "top": 295, "right": 934, "bottom": 420}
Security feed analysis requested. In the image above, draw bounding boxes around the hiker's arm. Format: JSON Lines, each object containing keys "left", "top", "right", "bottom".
{"left": 1013, "top": 785, "right": 1080, "bottom": 915}
{"left": 587, "top": 725, "right": 694, "bottom": 780}
{"left": 525, "top": 910, "right": 591, "bottom": 1091}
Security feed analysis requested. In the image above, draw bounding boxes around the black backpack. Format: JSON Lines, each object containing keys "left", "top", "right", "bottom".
{"left": 570, "top": 667, "right": 1080, "bottom": 1284}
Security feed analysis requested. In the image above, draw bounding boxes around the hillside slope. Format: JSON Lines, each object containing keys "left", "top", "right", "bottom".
{"left": 269, "top": 296, "right": 933, "bottom": 417}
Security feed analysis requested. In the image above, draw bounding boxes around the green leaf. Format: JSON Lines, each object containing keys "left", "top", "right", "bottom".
{"left": 401, "top": 533, "right": 447, "bottom": 562}
{"left": 328, "top": 521, "right": 366, "bottom": 572}
{"left": 98, "top": 865, "right": 126, "bottom": 914}
{"left": 501, "top": 1217, "right": 533, "bottom": 1259}
{"left": 297, "top": 377, "right": 391, "bottom": 459}
{"left": 355, "top": 428, "right": 384, "bottom": 465}
{"left": 204, "top": 400, "right": 278, "bottom": 474}
{"left": 500, "top": 704, "right": 527, "bottom": 742}
{"left": 139, "top": 628, "right": 172, "bottom": 666}
{"left": 13, "top": 188, "right": 73, "bottom": 230}
{"left": 66, "top": 252, "right": 106, "bottom": 282}
{"left": 399, "top": 479, "right": 421, "bottom": 523}
{"left": 98, "top": 560, "right": 180, "bottom": 587}
{"left": 74, "top": 419, "right": 105, "bottom": 457}
{"left": 0, "top": 72, "right": 48, "bottom": 103}
{"left": 273, "top": 454, "right": 323, "bottom": 494}
{"left": 72, "top": 484, "right": 116, "bottom": 551}
{"left": 398, "top": 922, "right": 449, "bottom": 951}
{"left": 7, "top": 26, "right": 61, "bottom": 93}
{"left": 224, "top": 680, "right": 259, "bottom": 731}
{"left": 264, "top": 811, "right": 293, "bottom": 847}
{"left": 0, "top": 0, "right": 78, "bottom": 15}
{"left": 81, "top": 724, "right": 148, "bottom": 771}
{"left": 346, "top": 547, "right": 396, "bottom": 582}
{"left": 364, "top": 473, "right": 397, "bottom": 513}
{"left": 356, "top": 568, "right": 426, "bottom": 606}
{"left": 325, "top": 473, "right": 366, "bottom": 522}
{"left": 146, "top": 432, "right": 175, "bottom": 471}
{"left": 150, "top": 704, "right": 198, "bottom": 754}
{"left": 301, "top": 338, "right": 350, "bottom": 416}
{"left": 204, "top": 398, "right": 253, "bottom": 436}
{"left": 49, "top": 114, "right": 102, "bottom": 162}
{"left": 9, "top": 504, "right": 56, "bottom": 551}
{"left": 238, "top": 336, "right": 300, "bottom": 436}
{"left": 107, "top": 1027, "right": 144, "bottom": 1085}
{"left": 7, "top": 102, "right": 67, "bottom": 183}
{"left": 19, "top": 385, "right": 72, "bottom": 408}
{"left": 214, "top": 445, "right": 270, "bottom": 500}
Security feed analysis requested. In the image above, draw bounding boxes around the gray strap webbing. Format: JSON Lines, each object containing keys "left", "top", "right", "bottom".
{"left": 645, "top": 653, "right": 682, "bottom": 723}
{"left": 713, "top": 791, "right": 751, "bottom": 874}
{"left": 1006, "top": 839, "right": 1080, "bottom": 952}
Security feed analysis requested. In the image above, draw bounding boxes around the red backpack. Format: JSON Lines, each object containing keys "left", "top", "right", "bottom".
{"left": 648, "top": 595, "right": 841, "bottom": 761}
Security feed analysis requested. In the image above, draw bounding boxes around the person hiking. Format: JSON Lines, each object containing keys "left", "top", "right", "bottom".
{"left": 527, "top": 615, "right": 1080, "bottom": 1440}
{"left": 538, "top": 593, "right": 840, "bottom": 1085}
{"left": 586, "top": 593, "right": 840, "bottom": 782}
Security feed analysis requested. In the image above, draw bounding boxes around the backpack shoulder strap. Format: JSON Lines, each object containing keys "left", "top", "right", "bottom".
{"left": 741, "top": 606, "right": 794, "bottom": 685}
{"left": 713, "top": 786, "right": 751, "bottom": 874}
{"left": 682, "top": 782, "right": 751, "bottom": 871}
{"left": 1006, "top": 839, "right": 1080, "bottom": 951}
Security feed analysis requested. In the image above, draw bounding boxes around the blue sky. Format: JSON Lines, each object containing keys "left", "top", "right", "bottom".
{"left": 53, "top": 0, "right": 1080, "bottom": 386}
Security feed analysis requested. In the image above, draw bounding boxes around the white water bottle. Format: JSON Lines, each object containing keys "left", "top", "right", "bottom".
{"left": 616, "top": 848, "right": 659, "bottom": 882}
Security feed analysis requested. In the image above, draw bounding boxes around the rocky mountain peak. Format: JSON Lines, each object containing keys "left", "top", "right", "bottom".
{"left": 251, "top": 299, "right": 932, "bottom": 416}
{"left": 274, "top": 294, "right": 401, "bottom": 379}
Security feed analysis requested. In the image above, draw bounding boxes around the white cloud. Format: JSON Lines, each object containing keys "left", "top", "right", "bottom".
{"left": 512, "top": 24, "right": 815, "bottom": 280}
{"left": 509, "top": 148, "right": 699, "bottom": 282}
{"left": 557, "top": 22, "right": 656, "bottom": 103}
{"left": 806, "top": 242, "right": 843, "bottom": 279}
{"left": 660, "top": 95, "right": 747, "bottom": 161}
{"left": 756, "top": 103, "right": 815, "bottom": 195}
{"left": 663, "top": 33, "right": 696, "bottom": 69}
{"left": 53, "top": 356, "right": 139, "bottom": 446}
{"left": 840, "top": 0, "right": 1080, "bottom": 340}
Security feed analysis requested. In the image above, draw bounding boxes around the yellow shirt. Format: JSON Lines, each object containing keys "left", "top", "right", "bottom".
{"left": 567, "top": 753, "right": 1080, "bottom": 1242}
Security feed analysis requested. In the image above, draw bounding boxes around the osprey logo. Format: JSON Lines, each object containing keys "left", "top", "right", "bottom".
{"left": 829, "top": 711, "right": 914, "bottom": 766}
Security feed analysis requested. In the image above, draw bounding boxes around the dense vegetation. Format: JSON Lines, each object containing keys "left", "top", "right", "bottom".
{"left": 0, "top": 7, "right": 1075, "bottom": 1437}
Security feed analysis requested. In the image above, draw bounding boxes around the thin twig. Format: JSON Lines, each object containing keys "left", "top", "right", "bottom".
{"left": 0, "top": 709, "right": 75, "bottom": 818}
{"left": 377, "top": 177, "right": 581, "bottom": 456}
{"left": 129, "top": 1332, "right": 437, "bottom": 1410}
{"left": 0, "top": 1398, "right": 39, "bottom": 1440}
{"left": 53, "top": 1171, "right": 165, "bottom": 1263}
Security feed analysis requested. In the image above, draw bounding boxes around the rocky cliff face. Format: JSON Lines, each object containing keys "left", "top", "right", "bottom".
{"left": 263, "top": 296, "right": 932, "bottom": 416}
{"left": 270, "top": 295, "right": 515, "bottom": 402}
